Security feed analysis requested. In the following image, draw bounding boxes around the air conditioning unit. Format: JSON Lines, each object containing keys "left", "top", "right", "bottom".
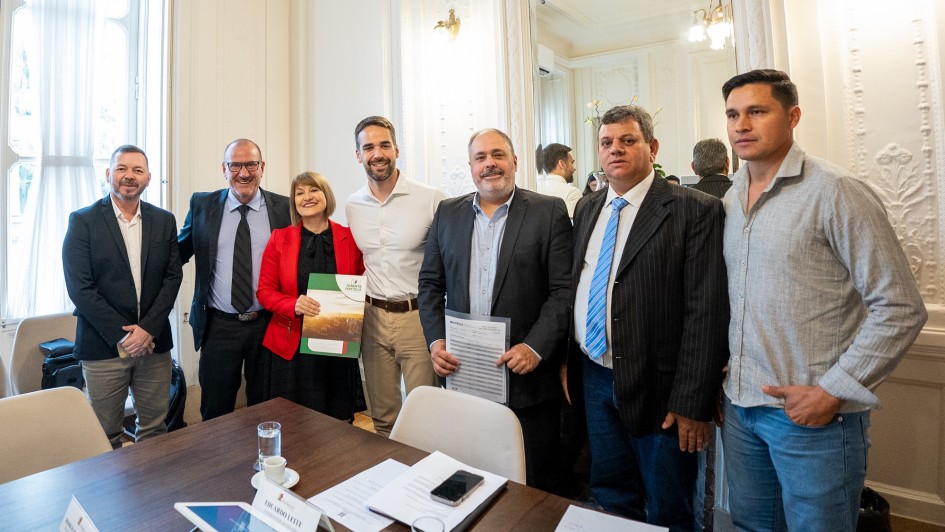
{"left": 537, "top": 44, "right": 554, "bottom": 77}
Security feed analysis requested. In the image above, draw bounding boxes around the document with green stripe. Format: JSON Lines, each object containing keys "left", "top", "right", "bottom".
{"left": 300, "top": 274, "right": 367, "bottom": 358}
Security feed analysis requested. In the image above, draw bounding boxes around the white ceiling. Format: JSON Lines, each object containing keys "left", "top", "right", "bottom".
{"left": 537, "top": 0, "right": 714, "bottom": 58}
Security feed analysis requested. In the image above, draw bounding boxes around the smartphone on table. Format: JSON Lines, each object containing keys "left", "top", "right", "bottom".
{"left": 429, "top": 470, "right": 485, "bottom": 506}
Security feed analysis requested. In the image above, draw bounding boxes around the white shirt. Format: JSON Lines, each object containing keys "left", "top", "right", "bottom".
{"left": 537, "top": 173, "right": 582, "bottom": 218}
{"left": 111, "top": 196, "right": 143, "bottom": 315}
{"left": 346, "top": 174, "right": 445, "bottom": 300}
{"left": 573, "top": 172, "right": 654, "bottom": 368}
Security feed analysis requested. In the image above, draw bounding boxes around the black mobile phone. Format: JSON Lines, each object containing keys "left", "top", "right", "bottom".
{"left": 430, "top": 470, "right": 486, "bottom": 506}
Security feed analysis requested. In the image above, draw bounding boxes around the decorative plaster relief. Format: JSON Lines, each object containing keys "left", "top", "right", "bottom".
{"left": 871, "top": 144, "right": 937, "bottom": 299}
{"left": 593, "top": 66, "right": 639, "bottom": 109}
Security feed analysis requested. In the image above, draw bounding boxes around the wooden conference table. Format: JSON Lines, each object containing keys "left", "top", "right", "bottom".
{"left": 0, "top": 398, "right": 572, "bottom": 530}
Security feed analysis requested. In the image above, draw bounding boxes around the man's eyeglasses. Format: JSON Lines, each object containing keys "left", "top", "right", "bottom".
{"left": 225, "top": 161, "right": 262, "bottom": 173}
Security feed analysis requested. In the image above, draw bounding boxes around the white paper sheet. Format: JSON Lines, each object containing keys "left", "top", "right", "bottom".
{"left": 444, "top": 310, "right": 510, "bottom": 404}
{"left": 554, "top": 505, "right": 667, "bottom": 531}
{"left": 308, "top": 459, "right": 407, "bottom": 532}
{"left": 364, "top": 451, "right": 507, "bottom": 531}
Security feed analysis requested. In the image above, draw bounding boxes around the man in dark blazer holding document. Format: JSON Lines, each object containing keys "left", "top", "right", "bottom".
{"left": 565, "top": 105, "right": 728, "bottom": 531}
{"left": 418, "top": 128, "right": 573, "bottom": 493}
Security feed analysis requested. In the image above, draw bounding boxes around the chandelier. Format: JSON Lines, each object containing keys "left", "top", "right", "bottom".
{"left": 688, "top": 0, "right": 733, "bottom": 51}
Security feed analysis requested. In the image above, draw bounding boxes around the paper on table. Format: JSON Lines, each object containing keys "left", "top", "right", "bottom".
{"left": 308, "top": 458, "right": 408, "bottom": 532}
{"left": 444, "top": 310, "right": 510, "bottom": 404}
{"left": 364, "top": 451, "right": 507, "bottom": 531}
{"left": 554, "top": 505, "right": 667, "bottom": 531}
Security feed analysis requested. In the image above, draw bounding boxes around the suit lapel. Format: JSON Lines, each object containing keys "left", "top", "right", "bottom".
{"left": 574, "top": 191, "right": 608, "bottom": 283}
{"left": 139, "top": 202, "right": 152, "bottom": 271}
{"left": 615, "top": 178, "right": 672, "bottom": 278}
{"left": 262, "top": 188, "right": 276, "bottom": 230}
{"left": 453, "top": 196, "right": 475, "bottom": 312}
{"left": 208, "top": 189, "right": 227, "bottom": 263}
{"left": 100, "top": 197, "right": 132, "bottom": 272}
{"left": 492, "top": 190, "right": 526, "bottom": 307}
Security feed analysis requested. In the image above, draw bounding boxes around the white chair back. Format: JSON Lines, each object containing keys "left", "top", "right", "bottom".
{"left": 390, "top": 386, "right": 526, "bottom": 483}
{"left": 10, "top": 312, "right": 77, "bottom": 395}
{"left": 0, "top": 386, "right": 111, "bottom": 483}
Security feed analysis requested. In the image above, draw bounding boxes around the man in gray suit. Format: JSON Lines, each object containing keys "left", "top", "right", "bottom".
{"left": 419, "top": 128, "right": 573, "bottom": 493}
{"left": 565, "top": 105, "right": 728, "bottom": 531}
{"left": 178, "top": 139, "right": 291, "bottom": 420}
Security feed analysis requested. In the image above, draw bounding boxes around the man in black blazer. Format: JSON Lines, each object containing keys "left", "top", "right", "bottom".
{"left": 689, "top": 138, "right": 733, "bottom": 199}
{"left": 63, "top": 145, "right": 183, "bottom": 448}
{"left": 418, "top": 128, "right": 573, "bottom": 492}
{"left": 566, "top": 106, "right": 728, "bottom": 531}
{"left": 178, "top": 139, "right": 291, "bottom": 420}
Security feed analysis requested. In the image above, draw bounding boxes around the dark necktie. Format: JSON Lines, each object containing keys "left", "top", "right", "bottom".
{"left": 231, "top": 205, "right": 253, "bottom": 313}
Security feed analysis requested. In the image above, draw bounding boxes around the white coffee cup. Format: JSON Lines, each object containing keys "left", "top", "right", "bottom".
{"left": 263, "top": 455, "right": 287, "bottom": 484}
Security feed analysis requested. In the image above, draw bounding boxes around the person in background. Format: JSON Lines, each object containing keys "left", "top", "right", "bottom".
{"left": 346, "top": 116, "right": 445, "bottom": 437}
{"left": 178, "top": 139, "right": 292, "bottom": 421}
{"left": 720, "top": 68, "right": 927, "bottom": 531}
{"left": 665, "top": 174, "right": 681, "bottom": 185}
{"left": 565, "top": 105, "right": 728, "bottom": 531}
{"left": 63, "top": 145, "right": 183, "bottom": 448}
{"left": 538, "top": 142, "right": 582, "bottom": 218}
{"left": 689, "top": 138, "right": 732, "bottom": 198}
{"left": 582, "top": 173, "right": 598, "bottom": 197}
{"left": 419, "top": 128, "right": 572, "bottom": 493}
{"left": 256, "top": 172, "right": 364, "bottom": 421}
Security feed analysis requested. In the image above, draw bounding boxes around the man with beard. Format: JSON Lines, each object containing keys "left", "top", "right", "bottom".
{"left": 63, "top": 145, "right": 183, "bottom": 447}
{"left": 538, "top": 143, "right": 582, "bottom": 218}
{"left": 346, "top": 116, "right": 445, "bottom": 437}
{"left": 418, "top": 128, "right": 572, "bottom": 492}
{"left": 178, "top": 139, "right": 291, "bottom": 420}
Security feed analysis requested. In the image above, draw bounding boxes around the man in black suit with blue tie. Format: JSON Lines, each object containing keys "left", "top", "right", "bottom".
{"left": 178, "top": 139, "right": 291, "bottom": 420}
{"left": 63, "top": 145, "right": 183, "bottom": 448}
{"left": 565, "top": 106, "right": 728, "bottom": 531}
{"left": 419, "top": 128, "right": 573, "bottom": 493}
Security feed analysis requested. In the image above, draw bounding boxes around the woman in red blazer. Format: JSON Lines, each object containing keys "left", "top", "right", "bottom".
{"left": 257, "top": 171, "right": 365, "bottom": 420}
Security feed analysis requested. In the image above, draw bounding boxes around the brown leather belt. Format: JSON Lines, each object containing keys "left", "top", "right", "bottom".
{"left": 365, "top": 295, "right": 418, "bottom": 313}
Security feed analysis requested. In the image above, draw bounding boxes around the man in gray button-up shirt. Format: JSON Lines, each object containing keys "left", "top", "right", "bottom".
{"left": 720, "top": 69, "right": 927, "bottom": 532}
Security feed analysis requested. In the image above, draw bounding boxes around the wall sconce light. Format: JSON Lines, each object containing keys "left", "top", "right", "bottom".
{"left": 434, "top": 9, "right": 461, "bottom": 40}
{"left": 688, "top": 0, "right": 733, "bottom": 51}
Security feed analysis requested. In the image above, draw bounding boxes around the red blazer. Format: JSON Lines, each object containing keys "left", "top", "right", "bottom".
{"left": 257, "top": 220, "right": 365, "bottom": 360}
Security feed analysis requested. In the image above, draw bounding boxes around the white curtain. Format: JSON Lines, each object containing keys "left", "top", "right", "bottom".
{"left": 8, "top": 0, "right": 104, "bottom": 318}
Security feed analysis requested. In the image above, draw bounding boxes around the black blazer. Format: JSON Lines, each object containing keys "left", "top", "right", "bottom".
{"left": 177, "top": 188, "right": 291, "bottom": 349}
{"left": 689, "top": 174, "right": 733, "bottom": 199}
{"left": 567, "top": 177, "right": 729, "bottom": 436}
{"left": 418, "top": 188, "right": 573, "bottom": 409}
{"left": 62, "top": 197, "right": 183, "bottom": 361}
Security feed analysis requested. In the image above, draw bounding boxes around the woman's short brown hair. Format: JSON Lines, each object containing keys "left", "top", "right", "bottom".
{"left": 289, "top": 171, "right": 336, "bottom": 225}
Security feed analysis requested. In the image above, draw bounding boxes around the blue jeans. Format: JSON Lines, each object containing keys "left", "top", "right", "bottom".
{"left": 722, "top": 396, "right": 870, "bottom": 532}
{"left": 583, "top": 357, "right": 696, "bottom": 531}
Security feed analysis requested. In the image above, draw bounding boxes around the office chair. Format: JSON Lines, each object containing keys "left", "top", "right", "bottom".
{"left": 9, "top": 312, "right": 77, "bottom": 395}
{"left": 0, "top": 386, "right": 111, "bottom": 483}
{"left": 390, "top": 385, "right": 526, "bottom": 483}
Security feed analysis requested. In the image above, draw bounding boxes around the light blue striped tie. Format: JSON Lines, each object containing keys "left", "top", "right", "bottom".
{"left": 586, "top": 197, "right": 629, "bottom": 359}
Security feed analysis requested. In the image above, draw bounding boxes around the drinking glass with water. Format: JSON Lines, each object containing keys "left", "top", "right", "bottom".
{"left": 256, "top": 421, "right": 281, "bottom": 471}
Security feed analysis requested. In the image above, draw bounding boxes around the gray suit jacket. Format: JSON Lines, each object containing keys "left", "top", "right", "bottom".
{"left": 63, "top": 197, "right": 183, "bottom": 360}
{"left": 567, "top": 178, "right": 729, "bottom": 436}
{"left": 177, "top": 188, "right": 291, "bottom": 349}
{"left": 418, "top": 187, "right": 573, "bottom": 409}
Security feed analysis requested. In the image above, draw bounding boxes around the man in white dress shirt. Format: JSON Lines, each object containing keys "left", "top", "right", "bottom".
{"left": 345, "top": 115, "right": 446, "bottom": 437}
{"left": 538, "top": 143, "right": 582, "bottom": 218}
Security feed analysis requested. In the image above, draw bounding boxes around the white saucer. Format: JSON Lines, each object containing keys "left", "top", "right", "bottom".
{"left": 252, "top": 468, "right": 300, "bottom": 489}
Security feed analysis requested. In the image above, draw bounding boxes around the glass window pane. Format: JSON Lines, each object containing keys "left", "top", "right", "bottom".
{"left": 101, "top": 0, "right": 128, "bottom": 20}
{"left": 8, "top": 161, "right": 36, "bottom": 217}
{"left": 93, "top": 21, "right": 129, "bottom": 159}
{"left": 8, "top": 6, "right": 40, "bottom": 157}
